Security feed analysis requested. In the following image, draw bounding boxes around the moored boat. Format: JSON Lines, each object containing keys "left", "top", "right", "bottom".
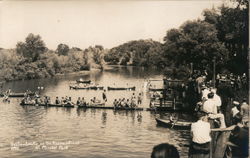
{"left": 0, "top": 92, "right": 36, "bottom": 98}
{"left": 107, "top": 86, "right": 136, "bottom": 91}
{"left": 69, "top": 85, "right": 104, "bottom": 90}
{"left": 20, "top": 103, "right": 75, "bottom": 108}
{"left": 155, "top": 117, "right": 191, "bottom": 130}
{"left": 148, "top": 88, "right": 164, "bottom": 91}
{"left": 76, "top": 80, "right": 91, "bottom": 84}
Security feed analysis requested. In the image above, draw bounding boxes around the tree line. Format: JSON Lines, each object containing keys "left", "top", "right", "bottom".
{"left": 0, "top": 34, "right": 106, "bottom": 81}
{"left": 0, "top": 0, "right": 248, "bottom": 81}
{"left": 104, "top": 0, "right": 248, "bottom": 80}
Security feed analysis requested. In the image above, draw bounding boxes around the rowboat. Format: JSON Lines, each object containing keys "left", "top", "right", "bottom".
{"left": 69, "top": 85, "right": 104, "bottom": 90}
{"left": 155, "top": 117, "right": 191, "bottom": 130}
{"left": 107, "top": 86, "right": 136, "bottom": 91}
{"left": 76, "top": 80, "right": 91, "bottom": 84}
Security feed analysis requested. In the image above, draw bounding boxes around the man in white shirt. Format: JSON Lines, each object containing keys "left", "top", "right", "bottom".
{"left": 211, "top": 88, "right": 222, "bottom": 112}
{"left": 189, "top": 112, "right": 211, "bottom": 158}
{"left": 203, "top": 93, "right": 226, "bottom": 128}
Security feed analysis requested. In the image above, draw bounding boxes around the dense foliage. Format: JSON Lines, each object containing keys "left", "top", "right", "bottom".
{"left": 0, "top": 34, "right": 104, "bottom": 81}
{"left": 0, "top": 0, "right": 247, "bottom": 81}
{"left": 104, "top": 39, "right": 165, "bottom": 68}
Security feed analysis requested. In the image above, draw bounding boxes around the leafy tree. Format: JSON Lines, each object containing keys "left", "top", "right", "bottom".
{"left": 203, "top": 0, "right": 248, "bottom": 75}
{"left": 104, "top": 39, "right": 163, "bottom": 67}
{"left": 163, "top": 20, "right": 229, "bottom": 79}
{"left": 16, "top": 33, "right": 47, "bottom": 61}
{"left": 56, "top": 43, "right": 70, "bottom": 56}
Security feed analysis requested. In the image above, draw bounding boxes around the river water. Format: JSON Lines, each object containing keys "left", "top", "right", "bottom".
{"left": 0, "top": 66, "right": 191, "bottom": 158}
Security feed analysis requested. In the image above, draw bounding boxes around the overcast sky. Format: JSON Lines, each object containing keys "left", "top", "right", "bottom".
{"left": 0, "top": 0, "right": 223, "bottom": 50}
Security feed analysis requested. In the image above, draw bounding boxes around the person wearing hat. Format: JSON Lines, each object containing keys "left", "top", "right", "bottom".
{"left": 203, "top": 92, "right": 226, "bottom": 128}
{"left": 189, "top": 111, "right": 211, "bottom": 158}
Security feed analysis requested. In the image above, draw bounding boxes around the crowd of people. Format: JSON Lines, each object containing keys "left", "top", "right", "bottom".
{"left": 113, "top": 93, "right": 143, "bottom": 108}
{"left": 188, "top": 71, "right": 249, "bottom": 158}
{"left": 20, "top": 90, "right": 144, "bottom": 109}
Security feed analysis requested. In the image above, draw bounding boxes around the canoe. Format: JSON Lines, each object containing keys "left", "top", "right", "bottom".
{"left": 77, "top": 105, "right": 143, "bottom": 111}
{"left": 107, "top": 86, "right": 136, "bottom": 91}
{"left": 155, "top": 117, "right": 191, "bottom": 130}
{"left": 69, "top": 86, "right": 104, "bottom": 90}
{"left": 149, "top": 88, "right": 164, "bottom": 91}
{"left": 76, "top": 80, "right": 91, "bottom": 84}
{"left": 0, "top": 93, "right": 36, "bottom": 98}
{"left": 20, "top": 103, "right": 75, "bottom": 108}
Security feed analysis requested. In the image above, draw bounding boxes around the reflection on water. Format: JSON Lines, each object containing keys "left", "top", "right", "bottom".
{"left": 0, "top": 66, "right": 191, "bottom": 158}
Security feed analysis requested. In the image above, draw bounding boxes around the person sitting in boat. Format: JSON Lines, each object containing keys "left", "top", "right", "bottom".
{"left": 66, "top": 97, "right": 74, "bottom": 105}
{"left": 125, "top": 99, "right": 130, "bottom": 108}
{"left": 189, "top": 111, "right": 211, "bottom": 158}
{"left": 117, "top": 98, "right": 122, "bottom": 107}
{"left": 21, "top": 97, "right": 26, "bottom": 105}
{"left": 113, "top": 99, "right": 118, "bottom": 107}
{"left": 169, "top": 114, "right": 174, "bottom": 124}
{"left": 90, "top": 97, "right": 100, "bottom": 105}
{"left": 76, "top": 97, "right": 81, "bottom": 106}
{"left": 65, "top": 96, "right": 69, "bottom": 102}
{"left": 81, "top": 97, "right": 87, "bottom": 106}
{"left": 55, "top": 96, "right": 60, "bottom": 105}
{"left": 35, "top": 97, "right": 40, "bottom": 104}
{"left": 120, "top": 98, "right": 126, "bottom": 107}
{"left": 44, "top": 96, "right": 48, "bottom": 105}
{"left": 61, "top": 97, "right": 66, "bottom": 103}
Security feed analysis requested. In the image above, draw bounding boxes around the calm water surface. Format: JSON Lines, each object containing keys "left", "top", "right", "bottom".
{"left": 0, "top": 66, "right": 191, "bottom": 158}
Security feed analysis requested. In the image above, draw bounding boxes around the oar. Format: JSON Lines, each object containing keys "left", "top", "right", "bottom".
{"left": 171, "top": 116, "right": 179, "bottom": 129}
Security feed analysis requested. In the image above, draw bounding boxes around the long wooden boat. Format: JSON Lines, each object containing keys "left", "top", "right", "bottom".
{"left": 20, "top": 102, "right": 143, "bottom": 111}
{"left": 0, "top": 93, "right": 36, "bottom": 98}
{"left": 77, "top": 105, "right": 143, "bottom": 111}
{"left": 20, "top": 103, "right": 75, "bottom": 108}
{"left": 155, "top": 117, "right": 191, "bottom": 130}
{"left": 69, "top": 85, "right": 104, "bottom": 90}
{"left": 107, "top": 86, "right": 136, "bottom": 91}
{"left": 76, "top": 80, "right": 91, "bottom": 84}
